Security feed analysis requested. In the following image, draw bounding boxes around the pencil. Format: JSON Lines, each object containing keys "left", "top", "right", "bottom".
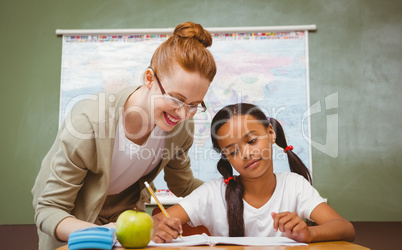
{"left": 144, "top": 181, "right": 183, "bottom": 240}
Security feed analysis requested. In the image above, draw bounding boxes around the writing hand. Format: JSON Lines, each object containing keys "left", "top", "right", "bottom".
{"left": 152, "top": 217, "right": 183, "bottom": 243}
{"left": 271, "top": 211, "right": 312, "bottom": 243}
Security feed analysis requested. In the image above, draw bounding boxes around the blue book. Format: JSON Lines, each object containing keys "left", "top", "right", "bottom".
{"left": 68, "top": 227, "right": 116, "bottom": 250}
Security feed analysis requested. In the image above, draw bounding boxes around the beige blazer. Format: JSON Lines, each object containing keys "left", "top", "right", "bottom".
{"left": 32, "top": 86, "right": 203, "bottom": 249}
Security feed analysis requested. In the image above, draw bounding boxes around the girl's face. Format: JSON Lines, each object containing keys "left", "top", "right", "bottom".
{"left": 145, "top": 64, "right": 210, "bottom": 132}
{"left": 217, "top": 115, "right": 276, "bottom": 179}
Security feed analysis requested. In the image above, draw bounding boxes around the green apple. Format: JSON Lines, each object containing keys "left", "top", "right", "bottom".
{"left": 116, "top": 210, "right": 154, "bottom": 248}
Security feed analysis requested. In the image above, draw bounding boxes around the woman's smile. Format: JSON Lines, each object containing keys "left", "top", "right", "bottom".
{"left": 164, "top": 112, "right": 180, "bottom": 126}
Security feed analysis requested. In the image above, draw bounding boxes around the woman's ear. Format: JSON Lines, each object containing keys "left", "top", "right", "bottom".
{"left": 144, "top": 68, "right": 154, "bottom": 90}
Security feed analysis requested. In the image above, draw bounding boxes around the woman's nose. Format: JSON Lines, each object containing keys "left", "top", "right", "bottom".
{"left": 174, "top": 106, "right": 188, "bottom": 120}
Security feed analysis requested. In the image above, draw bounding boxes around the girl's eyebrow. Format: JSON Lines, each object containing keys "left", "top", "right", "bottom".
{"left": 222, "top": 143, "right": 236, "bottom": 151}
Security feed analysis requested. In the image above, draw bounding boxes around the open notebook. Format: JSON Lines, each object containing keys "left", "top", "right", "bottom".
{"left": 115, "top": 233, "right": 307, "bottom": 247}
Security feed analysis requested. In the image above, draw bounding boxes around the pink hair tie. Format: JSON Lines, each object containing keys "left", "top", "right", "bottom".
{"left": 284, "top": 145, "right": 293, "bottom": 153}
{"left": 224, "top": 177, "right": 234, "bottom": 185}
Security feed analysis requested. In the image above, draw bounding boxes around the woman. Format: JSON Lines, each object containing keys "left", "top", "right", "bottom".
{"left": 32, "top": 21, "right": 216, "bottom": 249}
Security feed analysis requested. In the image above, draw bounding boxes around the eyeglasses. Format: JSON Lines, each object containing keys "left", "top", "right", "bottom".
{"left": 151, "top": 68, "right": 207, "bottom": 114}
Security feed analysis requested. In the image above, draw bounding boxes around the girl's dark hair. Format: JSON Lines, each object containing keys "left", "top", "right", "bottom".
{"left": 210, "top": 103, "right": 312, "bottom": 236}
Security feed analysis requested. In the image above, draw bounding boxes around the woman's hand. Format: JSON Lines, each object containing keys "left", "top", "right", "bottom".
{"left": 56, "top": 217, "right": 98, "bottom": 242}
{"left": 101, "top": 222, "right": 116, "bottom": 229}
{"left": 271, "top": 212, "right": 312, "bottom": 243}
{"left": 152, "top": 216, "right": 183, "bottom": 243}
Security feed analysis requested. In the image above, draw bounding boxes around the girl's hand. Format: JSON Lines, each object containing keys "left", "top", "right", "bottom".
{"left": 152, "top": 217, "right": 183, "bottom": 243}
{"left": 271, "top": 212, "right": 312, "bottom": 243}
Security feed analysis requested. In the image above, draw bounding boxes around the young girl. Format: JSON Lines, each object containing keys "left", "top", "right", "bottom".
{"left": 152, "top": 103, "right": 355, "bottom": 243}
{"left": 32, "top": 22, "right": 216, "bottom": 249}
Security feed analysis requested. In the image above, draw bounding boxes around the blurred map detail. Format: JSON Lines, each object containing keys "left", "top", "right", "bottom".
{"left": 60, "top": 31, "right": 311, "bottom": 191}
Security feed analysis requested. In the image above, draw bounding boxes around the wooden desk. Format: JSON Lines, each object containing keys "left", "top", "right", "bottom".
{"left": 58, "top": 241, "right": 369, "bottom": 250}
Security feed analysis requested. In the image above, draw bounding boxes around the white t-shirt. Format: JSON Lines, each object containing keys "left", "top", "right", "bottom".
{"left": 107, "top": 116, "right": 166, "bottom": 195}
{"left": 179, "top": 172, "right": 326, "bottom": 237}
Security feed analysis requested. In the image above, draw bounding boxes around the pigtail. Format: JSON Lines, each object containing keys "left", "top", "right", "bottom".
{"left": 217, "top": 158, "right": 245, "bottom": 237}
{"left": 269, "top": 117, "right": 312, "bottom": 184}
{"left": 212, "top": 106, "right": 246, "bottom": 237}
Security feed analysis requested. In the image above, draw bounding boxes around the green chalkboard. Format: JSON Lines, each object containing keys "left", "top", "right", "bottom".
{"left": 1, "top": 0, "right": 401, "bottom": 224}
